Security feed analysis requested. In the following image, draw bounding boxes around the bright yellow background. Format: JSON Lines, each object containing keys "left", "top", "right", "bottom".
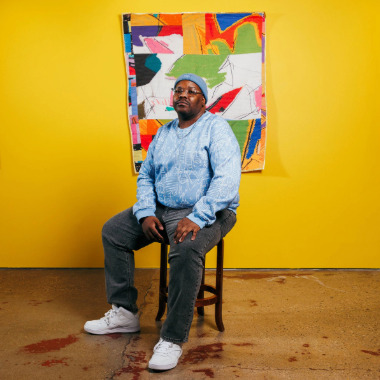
{"left": 1, "top": 1, "right": 379, "bottom": 268}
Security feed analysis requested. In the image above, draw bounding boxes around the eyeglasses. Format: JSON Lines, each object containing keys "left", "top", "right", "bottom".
{"left": 172, "top": 88, "right": 203, "bottom": 96}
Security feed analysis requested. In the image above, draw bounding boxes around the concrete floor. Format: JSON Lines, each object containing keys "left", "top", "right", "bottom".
{"left": 0, "top": 269, "right": 379, "bottom": 380}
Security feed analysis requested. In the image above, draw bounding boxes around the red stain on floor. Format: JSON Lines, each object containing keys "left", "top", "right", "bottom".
{"left": 182, "top": 343, "right": 225, "bottom": 364}
{"left": 250, "top": 300, "right": 258, "bottom": 306}
{"left": 288, "top": 356, "right": 297, "bottom": 362}
{"left": 41, "top": 358, "right": 69, "bottom": 367}
{"left": 361, "top": 349, "right": 380, "bottom": 356}
{"left": 115, "top": 350, "right": 147, "bottom": 379}
{"left": 28, "top": 300, "right": 43, "bottom": 306}
{"left": 28, "top": 299, "right": 53, "bottom": 306}
{"left": 193, "top": 368, "right": 215, "bottom": 378}
{"left": 232, "top": 343, "right": 254, "bottom": 347}
{"left": 106, "top": 333, "right": 123, "bottom": 340}
{"left": 21, "top": 334, "right": 79, "bottom": 354}
{"left": 126, "top": 350, "right": 147, "bottom": 364}
{"left": 303, "top": 344, "right": 310, "bottom": 347}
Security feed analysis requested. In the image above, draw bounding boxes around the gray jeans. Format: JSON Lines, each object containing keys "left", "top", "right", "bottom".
{"left": 102, "top": 203, "right": 237, "bottom": 343}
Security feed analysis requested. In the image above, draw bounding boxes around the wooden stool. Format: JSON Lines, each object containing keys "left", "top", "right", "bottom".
{"left": 155, "top": 239, "right": 225, "bottom": 332}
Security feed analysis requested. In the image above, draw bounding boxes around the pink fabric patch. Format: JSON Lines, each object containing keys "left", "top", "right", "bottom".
{"left": 144, "top": 38, "right": 174, "bottom": 54}
{"left": 254, "top": 85, "right": 262, "bottom": 109}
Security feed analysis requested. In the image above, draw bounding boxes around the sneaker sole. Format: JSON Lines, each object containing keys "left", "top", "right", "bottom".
{"left": 84, "top": 326, "right": 140, "bottom": 335}
{"left": 148, "top": 359, "right": 180, "bottom": 371}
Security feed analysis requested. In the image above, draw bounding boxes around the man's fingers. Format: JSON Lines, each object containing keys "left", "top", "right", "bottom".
{"left": 178, "top": 230, "right": 189, "bottom": 243}
{"left": 174, "top": 218, "right": 201, "bottom": 243}
{"left": 156, "top": 220, "right": 164, "bottom": 231}
{"left": 145, "top": 230, "right": 155, "bottom": 241}
{"left": 150, "top": 216, "right": 164, "bottom": 231}
{"left": 173, "top": 227, "right": 182, "bottom": 243}
{"left": 142, "top": 217, "right": 165, "bottom": 242}
{"left": 191, "top": 229, "right": 198, "bottom": 241}
{"left": 151, "top": 226, "right": 164, "bottom": 242}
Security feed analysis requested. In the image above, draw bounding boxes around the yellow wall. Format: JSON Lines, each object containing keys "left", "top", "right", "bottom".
{"left": 0, "top": 0, "right": 379, "bottom": 268}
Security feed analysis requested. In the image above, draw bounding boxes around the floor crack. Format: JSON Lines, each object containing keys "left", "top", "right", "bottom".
{"left": 106, "top": 335, "right": 134, "bottom": 380}
{"left": 105, "top": 274, "right": 156, "bottom": 380}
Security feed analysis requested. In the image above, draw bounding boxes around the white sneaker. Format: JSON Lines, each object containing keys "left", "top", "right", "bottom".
{"left": 84, "top": 305, "right": 140, "bottom": 334}
{"left": 148, "top": 338, "right": 182, "bottom": 371}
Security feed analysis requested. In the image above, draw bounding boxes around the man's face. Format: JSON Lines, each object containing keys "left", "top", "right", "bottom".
{"left": 173, "top": 80, "right": 205, "bottom": 119}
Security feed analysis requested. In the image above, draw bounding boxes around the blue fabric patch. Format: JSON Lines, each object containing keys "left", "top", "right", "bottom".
{"left": 246, "top": 119, "right": 261, "bottom": 159}
{"left": 216, "top": 13, "right": 251, "bottom": 31}
{"left": 130, "top": 86, "right": 138, "bottom": 115}
{"left": 124, "top": 34, "right": 131, "bottom": 53}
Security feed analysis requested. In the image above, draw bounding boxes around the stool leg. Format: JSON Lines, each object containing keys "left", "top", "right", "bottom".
{"left": 215, "top": 239, "right": 225, "bottom": 332}
{"left": 155, "top": 243, "right": 168, "bottom": 321}
{"left": 197, "top": 267, "right": 205, "bottom": 316}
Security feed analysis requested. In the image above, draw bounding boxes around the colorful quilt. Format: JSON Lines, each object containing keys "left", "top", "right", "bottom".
{"left": 122, "top": 12, "right": 266, "bottom": 173}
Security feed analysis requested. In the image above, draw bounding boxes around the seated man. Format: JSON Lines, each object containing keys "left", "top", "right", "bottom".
{"left": 84, "top": 73, "right": 241, "bottom": 371}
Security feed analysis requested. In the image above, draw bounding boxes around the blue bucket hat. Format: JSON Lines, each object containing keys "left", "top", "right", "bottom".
{"left": 174, "top": 73, "right": 208, "bottom": 103}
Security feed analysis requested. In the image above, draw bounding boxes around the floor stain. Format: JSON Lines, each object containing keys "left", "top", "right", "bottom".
{"left": 361, "top": 349, "right": 380, "bottom": 356}
{"left": 193, "top": 368, "right": 215, "bottom": 378}
{"left": 115, "top": 350, "right": 147, "bottom": 379}
{"left": 28, "top": 299, "right": 53, "bottom": 306}
{"left": 41, "top": 358, "right": 69, "bottom": 367}
{"left": 115, "top": 364, "right": 145, "bottom": 379}
{"left": 106, "top": 333, "right": 123, "bottom": 340}
{"left": 21, "top": 334, "right": 79, "bottom": 354}
{"left": 182, "top": 343, "right": 225, "bottom": 364}
{"left": 288, "top": 356, "right": 297, "bottom": 362}
{"left": 232, "top": 343, "right": 254, "bottom": 347}
{"left": 126, "top": 350, "right": 147, "bottom": 364}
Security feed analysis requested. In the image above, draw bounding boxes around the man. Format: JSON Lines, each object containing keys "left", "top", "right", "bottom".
{"left": 84, "top": 73, "right": 241, "bottom": 371}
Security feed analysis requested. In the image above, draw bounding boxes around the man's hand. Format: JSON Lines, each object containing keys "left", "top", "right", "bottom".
{"left": 141, "top": 216, "right": 164, "bottom": 242}
{"left": 174, "top": 218, "right": 200, "bottom": 244}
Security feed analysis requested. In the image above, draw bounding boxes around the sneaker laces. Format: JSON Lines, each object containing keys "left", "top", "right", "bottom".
{"left": 154, "top": 339, "right": 179, "bottom": 356}
{"left": 102, "top": 307, "right": 118, "bottom": 326}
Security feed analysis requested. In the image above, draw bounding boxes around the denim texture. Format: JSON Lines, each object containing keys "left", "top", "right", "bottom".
{"left": 102, "top": 203, "right": 236, "bottom": 343}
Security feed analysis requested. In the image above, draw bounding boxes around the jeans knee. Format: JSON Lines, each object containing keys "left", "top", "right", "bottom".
{"left": 102, "top": 218, "right": 114, "bottom": 243}
{"left": 169, "top": 243, "right": 204, "bottom": 269}
{"left": 102, "top": 216, "right": 126, "bottom": 251}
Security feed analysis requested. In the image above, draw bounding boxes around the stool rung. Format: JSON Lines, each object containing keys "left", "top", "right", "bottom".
{"left": 199, "top": 284, "right": 217, "bottom": 295}
{"left": 195, "top": 295, "right": 218, "bottom": 307}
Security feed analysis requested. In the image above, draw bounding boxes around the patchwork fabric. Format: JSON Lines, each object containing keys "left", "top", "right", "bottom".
{"left": 122, "top": 12, "right": 266, "bottom": 173}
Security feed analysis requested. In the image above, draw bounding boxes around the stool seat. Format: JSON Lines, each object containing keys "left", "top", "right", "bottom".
{"left": 155, "top": 239, "right": 225, "bottom": 332}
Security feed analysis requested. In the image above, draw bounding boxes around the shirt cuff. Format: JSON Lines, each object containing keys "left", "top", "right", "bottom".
{"left": 187, "top": 213, "right": 207, "bottom": 229}
{"left": 134, "top": 209, "right": 156, "bottom": 223}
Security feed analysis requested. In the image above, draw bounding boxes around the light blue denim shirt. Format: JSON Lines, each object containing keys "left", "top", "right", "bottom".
{"left": 133, "top": 112, "right": 241, "bottom": 229}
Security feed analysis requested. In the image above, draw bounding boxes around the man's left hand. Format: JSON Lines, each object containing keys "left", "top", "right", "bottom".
{"left": 174, "top": 218, "right": 200, "bottom": 243}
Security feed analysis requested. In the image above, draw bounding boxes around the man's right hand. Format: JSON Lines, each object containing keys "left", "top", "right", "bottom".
{"left": 141, "top": 216, "right": 164, "bottom": 242}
